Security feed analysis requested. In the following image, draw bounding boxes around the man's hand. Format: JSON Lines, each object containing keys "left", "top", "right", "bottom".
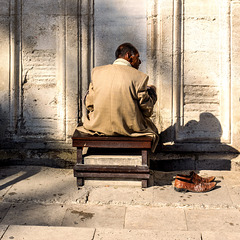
{"left": 147, "top": 85, "right": 157, "bottom": 105}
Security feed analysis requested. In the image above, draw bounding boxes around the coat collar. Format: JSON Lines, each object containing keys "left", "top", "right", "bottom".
{"left": 113, "top": 58, "right": 132, "bottom": 67}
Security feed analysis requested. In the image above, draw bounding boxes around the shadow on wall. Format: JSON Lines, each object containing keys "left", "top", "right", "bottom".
{"left": 161, "top": 112, "right": 224, "bottom": 143}
{"left": 152, "top": 112, "right": 239, "bottom": 171}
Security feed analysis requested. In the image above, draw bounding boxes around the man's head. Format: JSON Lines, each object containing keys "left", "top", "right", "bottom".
{"left": 115, "top": 43, "right": 141, "bottom": 69}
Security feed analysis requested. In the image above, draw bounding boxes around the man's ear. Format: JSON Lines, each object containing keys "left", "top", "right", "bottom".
{"left": 128, "top": 54, "right": 133, "bottom": 63}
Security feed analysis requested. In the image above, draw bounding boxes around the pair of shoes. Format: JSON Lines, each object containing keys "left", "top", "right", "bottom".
{"left": 174, "top": 171, "right": 216, "bottom": 193}
{"left": 176, "top": 171, "right": 215, "bottom": 184}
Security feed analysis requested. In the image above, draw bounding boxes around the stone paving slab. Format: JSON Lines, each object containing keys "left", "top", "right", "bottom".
{"left": 1, "top": 203, "right": 240, "bottom": 234}
{"left": 0, "top": 203, "right": 11, "bottom": 223}
{"left": 201, "top": 231, "right": 240, "bottom": 240}
{"left": 227, "top": 185, "right": 240, "bottom": 206}
{"left": 185, "top": 209, "right": 240, "bottom": 232}
{"left": 94, "top": 229, "right": 201, "bottom": 240}
{"left": 124, "top": 206, "right": 187, "bottom": 231}
{"left": 0, "top": 166, "right": 41, "bottom": 199}
{"left": 4, "top": 225, "right": 240, "bottom": 240}
{"left": 62, "top": 205, "right": 126, "bottom": 229}
{"left": 88, "top": 186, "right": 153, "bottom": 205}
{"left": 0, "top": 225, "right": 8, "bottom": 239}
{"left": 1, "top": 203, "right": 67, "bottom": 226}
{"left": 1, "top": 225, "right": 95, "bottom": 240}
{"left": 222, "top": 172, "right": 240, "bottom": 206}
{"left": 1, "top": 166, "right": 89, "bottom": 204}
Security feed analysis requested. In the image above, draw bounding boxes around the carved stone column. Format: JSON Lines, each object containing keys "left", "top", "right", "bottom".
{"left": 78, "top": 0, "right": 94, "bottom": 125}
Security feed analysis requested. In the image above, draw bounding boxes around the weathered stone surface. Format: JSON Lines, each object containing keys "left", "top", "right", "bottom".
{"left": 196, "top": 154, "right": 234, "bottom": 170}
{"left": 88, "top": 186, "right": 153, "bottom": 205}
{"left": 94, "top": 229, "right": 201, "bottom": 240}
{"left": 0, "top": 16, "right": 9, "bottom": 140}
{"left": 22, "top": 0, "right": 65, "bottom": 15}
{"left": 186, "top": 209, "right": 240, "bottom": 232}
{"left": 202, "top": 231, "right": 240, "bottom": 240}
{"left": 150, "top": 153, "right": 195, "bottom": 171}
{"left": 62, "top": 205, "right": 125, "bottom": 229}
{"left": 1, "top": 203, "right": 67, "bottom": 226}
{"left": 231, "top": 2, "right": 240, "bottom": 151}
{"left": 183, "top": 52, "right": 220, "bottom": 86}
{"left": 94, "top": 0, "right": 147, "bottom": 71}
{"left": 0, "top": 225, "right": 8, "bottom": 239}
{"left": 125, "top": 206, "right": 187, "bottom": 230}
{"left": 1, "top": 166, "right": 88, "bottom": 204}
{"left": 0, "top": 0, "right": 9, "bottom": 15}
{"left": 0, "top": 203, "right": 11, "bottom": 223}
{"left": 0, "top": 166, "right": 240, "bottom": 238}
{"left": 184, "top": 0, "right": 220, "bottom": 17}
{"left": 184, "top": 17, "right": 219, "bottom": 52}
{"left": 1, "top": 225, "right": 95, "bottom": 240}
{"left": 231, "top": 155, "right": 240, "bottom": 171}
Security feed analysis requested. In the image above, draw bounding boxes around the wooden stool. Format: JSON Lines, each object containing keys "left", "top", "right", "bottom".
{"left": 72, "top": 130, "right": 152, "bottom": 188}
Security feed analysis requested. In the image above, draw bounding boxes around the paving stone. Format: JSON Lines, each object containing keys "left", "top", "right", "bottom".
{"left": 1, "top": 203, "right": 67, "bottom": 226}
{"left": 88, "top": 186, "right": 153, "bottom": 205}
{"left": 1, "top": 225, "right": 95, "bottom": 240}
{"left": 0, "top": 225, "right": 8, "bottom": 238}
{"left": 185, "top": 209, "right": 240, "bottom": 232}
{"left": 2, "top": 167, "right": 88, "bottom": 204}
{"left": 0, "top": 202, "right": 11, "bottom": 223}
{"left": 62, "top": 205, "right": 125, "bottom": 229}
{"left": 222, "top": 172, "right": 240, "bottom": 206}
{"left": 226, "top": 185, "right": 240, "bottom": 206}
{"left": 94, "top": 229, "right": 201, "bottom": 240}
{"left": 125, "top": 206, "right": 187, "bottom": 230}
{"left": 201, "top": 231, "right": 240, "bottom": 240}
{"left": 0, "top": 166, "right": 40, "bottom": 198}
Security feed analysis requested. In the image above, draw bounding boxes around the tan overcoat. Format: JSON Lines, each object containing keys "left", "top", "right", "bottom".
{"left": 77, "top": 59, "right": 159, "bottom": 152}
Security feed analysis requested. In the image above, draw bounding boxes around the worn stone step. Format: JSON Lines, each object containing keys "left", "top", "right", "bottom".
{"left": 1, "top": 225, "right": 240, "bottom": 240}
{"left": 83, "top": 155, "right": 143, "bottom": 187}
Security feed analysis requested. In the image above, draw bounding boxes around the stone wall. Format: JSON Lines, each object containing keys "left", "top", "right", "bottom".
{"left": 0, "top": 0, "right": 239, "bottom": 169}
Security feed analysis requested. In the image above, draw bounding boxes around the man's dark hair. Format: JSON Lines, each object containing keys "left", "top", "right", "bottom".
{"left": 115, "top": 43, "right": 138, "bottom": 59}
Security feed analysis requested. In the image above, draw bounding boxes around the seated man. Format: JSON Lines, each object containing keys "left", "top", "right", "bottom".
{"left": 77, "top": 43, "right": 159, "bottom": 152}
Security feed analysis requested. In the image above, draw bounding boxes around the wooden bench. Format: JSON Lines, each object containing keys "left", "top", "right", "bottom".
{"left": 72, "top": 130, "right": 152, "bottom": 188}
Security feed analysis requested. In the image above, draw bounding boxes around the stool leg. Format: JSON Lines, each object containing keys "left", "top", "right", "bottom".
{"left": 141, "top": 149, "right": 149, "bottom": 188}
{"left": 75, "top": 147, "right": 84, "bottom": 187}
{"left": 77, "top": 177, "right": 84, "bottom": 187}
{"left": 142, "top": 179, "right": 148, "bottom": 188}
{"left": 141, "top": 149, "right": 148, "bottom": 165}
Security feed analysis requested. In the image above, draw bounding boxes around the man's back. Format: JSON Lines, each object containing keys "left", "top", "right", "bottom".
{"left": 83, "top": 64, "right": 154, "bottom": 136}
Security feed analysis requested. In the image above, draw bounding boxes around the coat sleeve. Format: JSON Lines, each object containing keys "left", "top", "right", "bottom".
{"left": 85, "top": 68, "right": 96, "bottom": 112}
{"left": 85, "top": 82, "right": 94, "bottom": 112}
{"left": 137, "top": 76, "right": 155, "bottom": 118}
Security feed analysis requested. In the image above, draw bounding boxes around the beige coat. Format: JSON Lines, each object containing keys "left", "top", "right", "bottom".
{"left": 77, "top": 59, "right": 159, "bottom": 152}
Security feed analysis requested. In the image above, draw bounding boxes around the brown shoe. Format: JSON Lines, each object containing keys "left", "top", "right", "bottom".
{"left": 176, "top": 171, "right": 215, "bottom": 184}
{"left": 174, "top": 178, "right": 216, "bottom": 193}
